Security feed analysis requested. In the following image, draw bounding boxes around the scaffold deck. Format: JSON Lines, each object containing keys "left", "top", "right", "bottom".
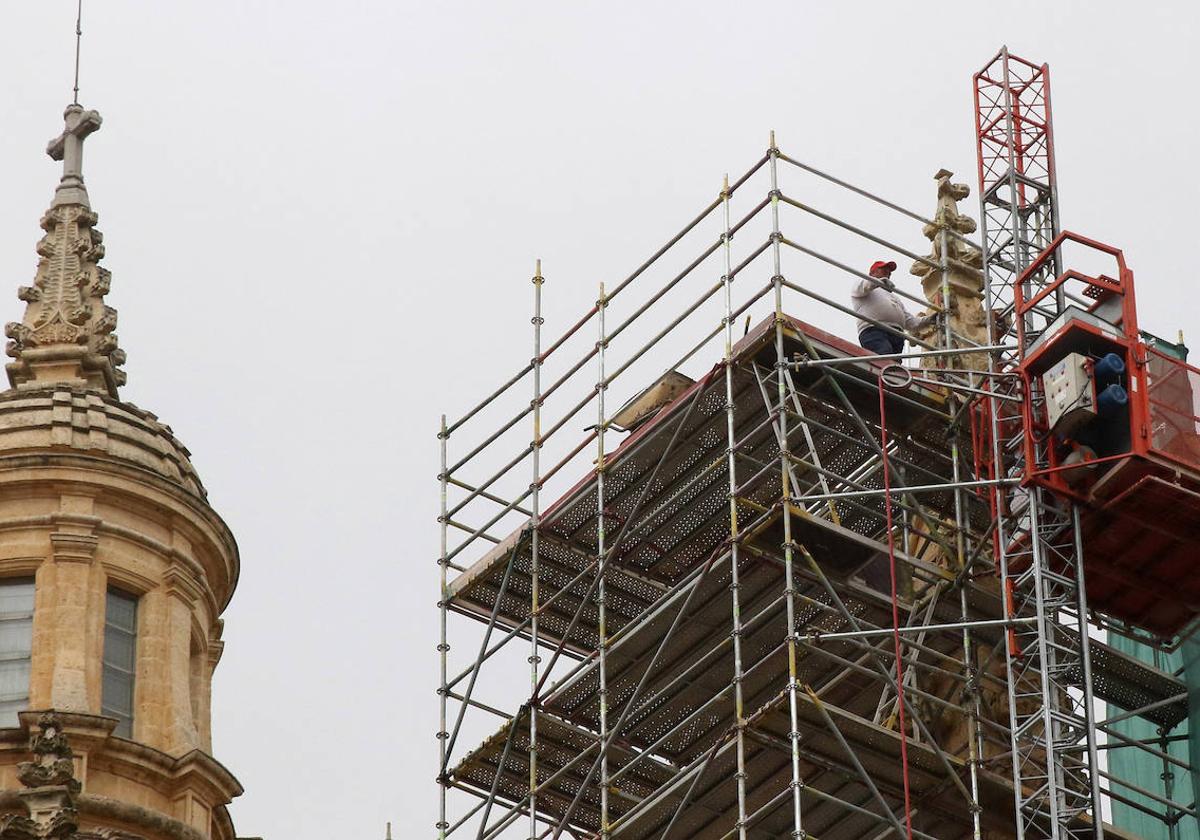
{"left": 447, "top": 321, "right": 972, "bottom": 651}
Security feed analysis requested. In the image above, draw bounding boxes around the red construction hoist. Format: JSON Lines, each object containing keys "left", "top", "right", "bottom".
{"left": 974, "top": 48, "right": 1105, "bottom": 840}
{"left": 974, "top": 48, "right": 1200, "bottom": 839}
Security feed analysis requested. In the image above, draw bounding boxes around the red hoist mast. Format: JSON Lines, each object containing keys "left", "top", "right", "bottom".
{"left": 974, "top": 47, "right": 1200, "bottom": 840}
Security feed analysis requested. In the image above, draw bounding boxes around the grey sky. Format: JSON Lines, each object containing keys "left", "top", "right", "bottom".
{"left": 1, "top": 3, "right": 1197, "bottom": 838}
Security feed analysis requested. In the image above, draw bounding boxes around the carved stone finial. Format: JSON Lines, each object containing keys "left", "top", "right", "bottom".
{"left": 0, "top": 817, "right": 41, "bottom": 840}
{"left": 6, "top": 105, "right": 125, "bottom": 396}
{"left": 7, "top": 713, "right": 81, "bottom": 840}
{"left": 17, "top": 713, "right": 80, "bottom": 793}
{"left": 909, "top": 169, "right": 988, "bottom": 371}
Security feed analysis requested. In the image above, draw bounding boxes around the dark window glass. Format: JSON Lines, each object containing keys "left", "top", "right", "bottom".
{"left": 102, "top": 589, "right": 137, "bottom": 738}
{"left": 0, "top": 579, "right": 34, "bottom": 727}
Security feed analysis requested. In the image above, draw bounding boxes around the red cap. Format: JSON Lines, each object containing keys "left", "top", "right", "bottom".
{"left": 870, "top": 260, "right": 897, "bottom": 274}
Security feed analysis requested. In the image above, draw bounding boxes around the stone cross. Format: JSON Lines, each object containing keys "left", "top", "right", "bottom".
{"left": 45, "top": 103, "right": 102, "bottom": 208}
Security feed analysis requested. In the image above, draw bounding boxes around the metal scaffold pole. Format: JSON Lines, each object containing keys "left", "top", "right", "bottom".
{"left": 768, "top": 132, "right": 807, "bottom": 839}
{"left": 721, "top": 174, "right": 750, "bottom": 840}
{"left": 596, "top": 279, "right": 611, "bottom": 840}
{"left": 438, "top": 413, "right": 450, "bottom": 839}
{"left": 529, "top": 261, "right": 544, "bottom": 840}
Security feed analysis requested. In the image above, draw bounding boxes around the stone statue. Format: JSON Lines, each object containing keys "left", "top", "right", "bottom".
{"left": 910, "top": 169, "right": 988, "bottom": 371}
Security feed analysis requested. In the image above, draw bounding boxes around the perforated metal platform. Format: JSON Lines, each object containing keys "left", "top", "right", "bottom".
{"left": 447, "top": 320, "right": 975, "bottom": 654}
{"left": 449, "top": 699, "right": 1021, "bottom": 840}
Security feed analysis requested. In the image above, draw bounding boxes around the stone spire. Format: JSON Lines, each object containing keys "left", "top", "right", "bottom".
{"left": 5, "top": 104, "right": 125, "bottom": 397}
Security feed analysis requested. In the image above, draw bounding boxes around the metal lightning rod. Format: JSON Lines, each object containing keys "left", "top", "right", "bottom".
{"left": 73, "top": 0, "right": 83, "bottom": 104}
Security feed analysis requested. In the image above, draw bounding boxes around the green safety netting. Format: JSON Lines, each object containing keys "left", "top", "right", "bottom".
{"left": 1107, "top": 631, "right": 1199, "bottom": 839}
{"left": 1187, "top": 635, "right": 1200, "bottom": 836}
{"left": 1106, "top": 331, "right": 1200, "bottom": 838}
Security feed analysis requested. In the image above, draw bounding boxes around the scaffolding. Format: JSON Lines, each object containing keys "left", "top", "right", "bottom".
{"left": 436, "top": 48, "right": 1195, "bottom": 840}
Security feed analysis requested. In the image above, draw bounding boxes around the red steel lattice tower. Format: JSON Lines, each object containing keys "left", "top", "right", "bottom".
{"left": 974, "top": 47, "right": 1106, "bottom": 839}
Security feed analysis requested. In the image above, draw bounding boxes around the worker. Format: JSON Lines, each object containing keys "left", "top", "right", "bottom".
{"left": 851, "top": 260, "right": 935, "bottom": 355}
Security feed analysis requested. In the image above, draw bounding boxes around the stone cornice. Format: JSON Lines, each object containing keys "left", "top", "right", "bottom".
{"left": 0, "top": 479, "right": 233, "bottom": 616}
{"left": 167, "top": 750, "right": 244, "bottom": 801}
{"left": 50, "top": 512, "right": 101, "bottom": 529}
{"left": 205, "top": 639, "right": 224, "bottom": 670}
{"left": 161, "top": 567, "right": 202, "bottom": 606}
{"left": 0, "top": 557, "right": 44, "bottom": 577}
{"left": 97, "top": 561, "right": 159, "bottom": 599}
{"left": 211, "top": 804, "right": 235, "bottom": 840}
{"left": 48, "top": 532, "right": 98, "bottom": 565}
{"left": 0, "top": 784, "right": 225, "bottom": 840}
{"left": 87, "top": 738, "right": 244, "bottom": 806}
{"left": 0, "top": 513, "right": 220, "bottom": 618}
{"left": 77, "top": 794, "right": 205, "bottom": 840}
{"left": 16, "top": 711, "right": 116, "bottom": 753}
{"left": 0, "top": 455, "right": 229, "bottom": 562}
{"left": 4, "top": 711, "right": 243, "bottom": 811}
{"left": 34, "top": 712, "right": 240, "bottom": 800}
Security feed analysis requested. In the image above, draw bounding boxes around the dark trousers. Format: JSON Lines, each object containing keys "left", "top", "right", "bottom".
{"left": 858, "top": 326, "right": 905, "bottom": 356}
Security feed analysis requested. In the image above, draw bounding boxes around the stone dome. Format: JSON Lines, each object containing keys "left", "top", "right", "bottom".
{"left": 0, "top": 384, "right": 239, "bottom": 612}
{"left": 0, "top": 386, "right": 206, "bottom": 497}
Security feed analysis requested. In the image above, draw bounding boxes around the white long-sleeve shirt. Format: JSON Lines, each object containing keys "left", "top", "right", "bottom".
{"left": 850, "top": 278, "right": 920, "bottom": 335}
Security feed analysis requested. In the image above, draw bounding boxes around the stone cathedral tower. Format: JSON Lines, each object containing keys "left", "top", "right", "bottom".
{"left": 0, "top": 101, "right": 246, "bottom": 838}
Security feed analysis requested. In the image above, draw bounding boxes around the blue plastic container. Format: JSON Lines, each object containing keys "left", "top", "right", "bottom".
{"left": 1093, "top": 352, "right": 1126, "bottom": 386}
{"left": 1097, "top": 382, "right": 1128, "bottom": 417}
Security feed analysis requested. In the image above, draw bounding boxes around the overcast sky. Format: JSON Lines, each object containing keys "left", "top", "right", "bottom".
{"left": 1, "top": 3, "right": 1198, "bottom": 838}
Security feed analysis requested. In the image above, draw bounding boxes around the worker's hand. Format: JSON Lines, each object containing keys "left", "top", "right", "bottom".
{"left": 916, "top": 313, "right": 938, "bottom": 331}
{"left": 989, "top": 308, "right": 1011, "bottom": 338}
